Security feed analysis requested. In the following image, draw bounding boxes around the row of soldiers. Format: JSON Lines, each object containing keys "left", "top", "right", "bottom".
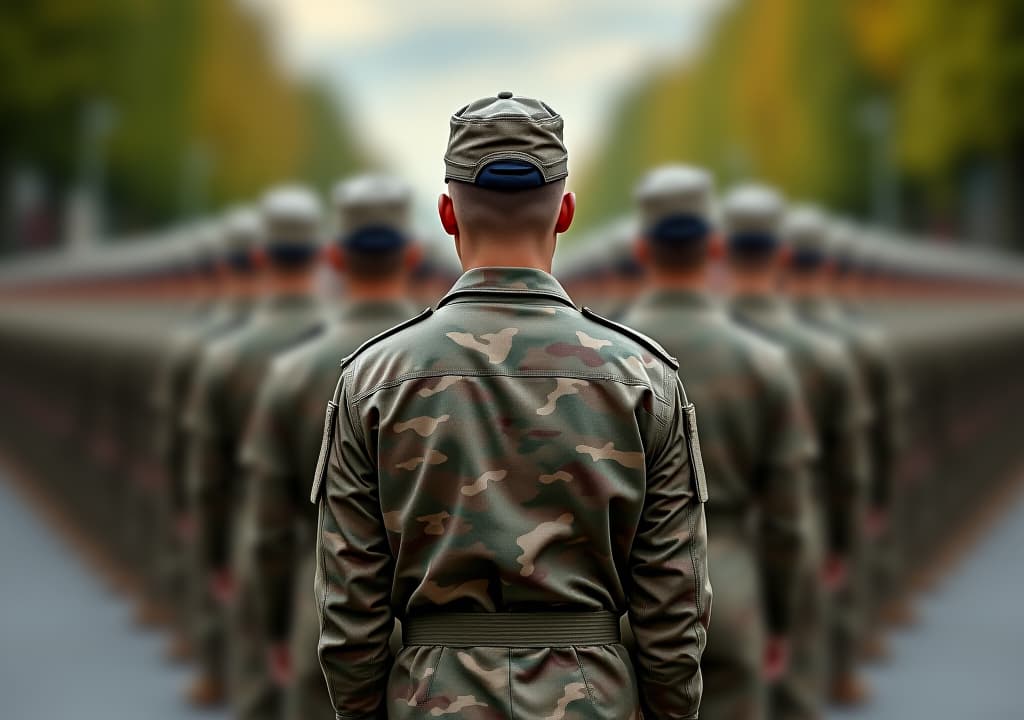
{"left": 0, "top": 164, "right": 1023, "bottom": 720}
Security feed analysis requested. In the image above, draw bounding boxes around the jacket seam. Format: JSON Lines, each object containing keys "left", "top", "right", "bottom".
{"left": 353, "top": 368, "right": 670, "bottom": 405}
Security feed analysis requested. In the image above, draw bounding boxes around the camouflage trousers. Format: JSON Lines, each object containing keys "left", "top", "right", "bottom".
{"left": 285, "top": 554, "right": 334, "bottom": 720}
{"left": 388, "top": 643, "right": 643, "bottom": 719}
{"left": 771, "top": 516, "right": 826, "bottom": 720}
{"left": 700, "top": 533, "right": 766, "bottom": 720}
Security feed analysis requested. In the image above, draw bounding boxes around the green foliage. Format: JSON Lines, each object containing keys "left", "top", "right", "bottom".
{"left": 578, "top": 0, "right": 1024, "bottom": 230}
{"left": 0, "top": 0, "right": 368, "bottom": 231}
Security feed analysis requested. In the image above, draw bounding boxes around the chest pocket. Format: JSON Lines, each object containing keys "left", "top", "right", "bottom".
{"left": 684, "top": 403, "right": 709, "bottom": 503}
{"left": 310, "top": 400, "right": 338, "bottom": 504}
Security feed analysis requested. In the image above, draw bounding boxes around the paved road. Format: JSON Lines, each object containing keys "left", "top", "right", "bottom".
{"left": 0, "top": 476, "right": 226, "bottom": 720}
{"left": 1, "top": 473, "right": 1020, "bottom": 719}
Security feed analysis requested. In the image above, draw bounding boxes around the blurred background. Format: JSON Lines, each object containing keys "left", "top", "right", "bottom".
{"left": 1, "top": 2, "right": 1023, "bottom": 719}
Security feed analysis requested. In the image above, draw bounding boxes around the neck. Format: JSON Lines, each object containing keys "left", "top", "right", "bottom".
{"left": 650, "top": 265, "right": 708, "bottom": 292}
{"left": 784, "top": 271, "right": 827, "bottom": 298}
{"left": 456, "top": 234, "right": 553, "bottom": 273}
{"left": 345, "top": 275, "right": 406, "bottom": 302}
{"left": 729, "top": 266, "right": 777, "bottom": 296}
{"left": 264, "top": 268, "right": 317, "bottom": 297}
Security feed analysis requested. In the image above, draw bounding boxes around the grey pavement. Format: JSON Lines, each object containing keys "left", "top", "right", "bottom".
{"left": 1, "top": 472, "right": 1021, "bottom": 719}
{"left": 0, "top": 476, "right": 226, "bottom": 720}
{"left": 829, "top": 487, "right": 1024, "bottom": 720}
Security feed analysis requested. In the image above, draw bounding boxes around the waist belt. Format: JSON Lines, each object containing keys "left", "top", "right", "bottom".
{"left": 402, "top": 611, "right": 620, "bottom": 648}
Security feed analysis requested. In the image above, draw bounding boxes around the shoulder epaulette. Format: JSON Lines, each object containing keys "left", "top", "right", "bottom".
{"left": 339, "top": 306, "right": 433, "bottom": 370}
{"left": 581, "top": 306, "right": 679, "bottom": 370}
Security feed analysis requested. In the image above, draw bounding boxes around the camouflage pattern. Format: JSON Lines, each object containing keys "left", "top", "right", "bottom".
{"left": 150, "top": 296, "right": 252, "bottom": 626}
{"left": 238, "top": 298, "right": 416, "bottom": 720}
{"left": 314, "top": 267, "right": 712, "bottom": 719}
{"left": 730, "top": 292, "right": 871, "bottom": 720}
{"left": 792, "top": 295, "right": 907, "bottom": 665}
{"left": 183, "top": 292, "right": 324, "bottom": 717}
{"left": 624, "top": 288, "right": 815, "bottom": 720}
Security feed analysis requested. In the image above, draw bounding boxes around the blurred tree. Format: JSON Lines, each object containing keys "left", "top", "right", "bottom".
{"left": 0, "top": 0, "right": 368, "bottom": 248}
{"left": 578, "top": 0, "right": 1024, "bottom": 245}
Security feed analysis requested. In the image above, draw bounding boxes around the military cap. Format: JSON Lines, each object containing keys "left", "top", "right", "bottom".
{"left": 261, "top": 184, "right": 322, "bottom": 266}
{"left": 828, "top": 219, "right": 862, "bottom": 273}
{"left": 332, "top": 174, "right": 412, "bottom": 253}
{"left": 444, "top": 91, "right": 568, "bottom": 190}
{"left": 191, "top": 221, "right": 222, "bottom": 275}
{"left": 782, "top": 203, "right": 830, "bottom": 269}
{"left": 721, "top": 183, "right": 786, "bottom": 254}
{"left": 634, "top": 164, "right": 714, "bottom": 244}
{"left": 222, "top": 205, "right": 263, "bottom": 271}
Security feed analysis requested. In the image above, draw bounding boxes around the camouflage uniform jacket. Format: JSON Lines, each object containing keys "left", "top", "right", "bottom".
{"left": 624, "top": 289, "right": 814, "bottom": 633}
{"left": 152, "top": 298, "right": 252, "bottom": 517}
{"left": 184, "top": 293, "right": 324, "bottom": 574}
{"left": 313, "top": 267, "right": 712, "bottom": 720}
{"left": 730, "top": 293, "right": 870, "bottom": 559}
{"left": 239, "top": 298, "right": 417, "bottom": 643}
{"left": 794, "top": 297, "right": 907, "bottom": 511}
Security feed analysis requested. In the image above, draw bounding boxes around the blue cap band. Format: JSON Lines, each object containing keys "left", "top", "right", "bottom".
{"left": 475, "top": 160, "right": 545, "bottom": 190}
{"left": 728, "top": 231, "right": 780, "bottom": 254}
{"left": 227, "top": 250, "right": 254, "bottom": 272}
{"left": 790, "top": 249, "right": 826, "bottom": 270}
{"left": 341, "top": 225, "right": 408, "bottom": 254}
{"left": 266, "top": 242, "right": 318, "bottom": 268}
{"left": 646, "top": 214, "right": 710, "bottom": 245}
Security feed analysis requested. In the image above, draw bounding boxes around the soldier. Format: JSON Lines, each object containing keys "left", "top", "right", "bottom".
{"left": 623, "top": 165, "right": 813, "bottom": 720}
{"left": 313, "top": 92, "right": 711, "bottom": 719}
{"left": 183, "top": 185, "right": 327, "bottom": 712}
{"left": 238, "top": 173, "right": 419, "bottom": 720}
{"left": 723, "top": 185, "right": 871, "bottom": 720}
{"left": 150, "top": 210, "right": 263, "bottom": 664}
{"left": 783, "top": 210, "right": 907, "bottom": 685}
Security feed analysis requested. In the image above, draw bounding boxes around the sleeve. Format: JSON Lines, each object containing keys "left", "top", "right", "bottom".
{"left": 239, "top": 378, "right": 300, "bottom": 643}
{"left": 822, "top": 357, "right": 871, "bottom": 556}
{"left": 314, "top": 373, "right": 395, "bottom": 720}
{"left": 628, "top": 374, "right": 712, "bottom": 720}
{"left": 756, "top": 362, "right": 815, "bottom": 634}
{"left": 868, "top": 348, "right": 907, "bottom": 510}
{"left": 184, "top": 359, "right": 234, "bottom": 572}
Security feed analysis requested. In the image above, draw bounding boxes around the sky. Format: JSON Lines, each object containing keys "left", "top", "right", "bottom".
{"left": 247, "top": 0, "right": 730, "bottom": 228}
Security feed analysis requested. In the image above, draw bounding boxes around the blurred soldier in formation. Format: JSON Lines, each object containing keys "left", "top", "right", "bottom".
{"left": 238, "top": 173, "right": 418, "bottom": 720}
{"left": 313, "top": 92, "right": 711, "bottom": 719}
{"left": 623, "top": 165, "right": 813, "bottom": 720}
{"left": 183, "top": 185, "right": 327, "bottom": 713}
{"left": 149, "top": 210, "right": 264, "bottom": 663}
{"left": 828, "top": 223, "right": 911, "bottom": 643}
{"left": 723, "top": 185, "right": 871, "bottom": 720}
{"left": 782, "top": 208, "right": 907, "bottom": 694}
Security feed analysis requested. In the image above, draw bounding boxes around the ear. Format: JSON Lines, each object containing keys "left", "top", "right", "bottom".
{"left": 555, "top": 192, "right": 576, "bottom": 234}
{"left": 404, "top": 243, "right": 423, "bottom": 271}
{"left": 633, "top": 237, "right": 650, "bottom": 267}
{"left": 708, "top": 232, "right": 725, "bottom": 261}
{"left": 250, "top": 247, "right": 268, "bottom": 270}
{"left": 324, "top": 243, "right": 345, "bottom": 272}
{"left": 438, "top": 193, "right": 458, "bottom": 236}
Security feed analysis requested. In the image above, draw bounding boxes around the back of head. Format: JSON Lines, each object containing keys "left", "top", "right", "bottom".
{"left": 721, "top": 183, "right": 785, "bottom": 267}
{"left": 634, "top": 163, "right": 715, "bottom": 270}
{"left": 442, "top": 91, "right": 571, "bottom": 253}
{"left": 221, "top": 205, "right": 263, "bottom": 275}
{"left": 782, "top": 204, "right": 830, "bottom": 273}
{"left": 261, "top": 184, "right": 322, "bottom": 271}
{"left": 332, "top": 173, "right": 413, "bottom": 279}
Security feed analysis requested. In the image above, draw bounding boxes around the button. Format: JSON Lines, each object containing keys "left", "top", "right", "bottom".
{"left": 497, "top": 91, "right": 513, "bottom": 99}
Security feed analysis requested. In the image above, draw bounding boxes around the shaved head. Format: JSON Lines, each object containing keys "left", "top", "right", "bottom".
{"left": 449, "top": 180, "right": 566, "bottom": 239}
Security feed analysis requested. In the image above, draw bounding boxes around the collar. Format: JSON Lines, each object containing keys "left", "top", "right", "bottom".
{"left": 731, "top": 292, "right": 789, "bottom": 316}
{"left": 257, "top": 292, "right": 320, "bottom": 316}
{"left": 437, "top": 267, "right": 576, "bottom": 310}
{"left": 336, "top": 298, "right": 417, "bottom": 323}
{"left": 635, "top": 288, "right": 719, "bottom": 313}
